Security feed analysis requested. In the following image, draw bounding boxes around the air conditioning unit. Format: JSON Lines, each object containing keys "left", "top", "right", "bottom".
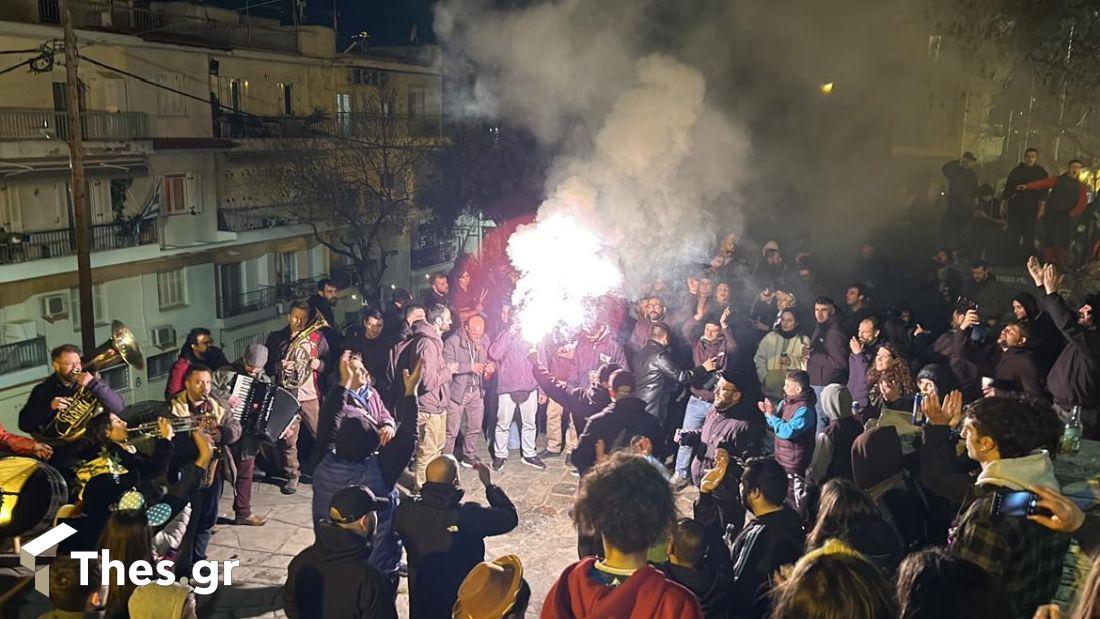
{"left": 41, "top": 293, "right": 69, "bottom": 322}
{"left": 151, "top": 325, "right": 177, "bottom": 349}
{"left": 3, "top": 320, "right": 37, "bottom": 343}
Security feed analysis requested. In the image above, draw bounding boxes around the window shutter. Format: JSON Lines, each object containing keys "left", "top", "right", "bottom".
{"left": 185, "top": 173, "right": 200, "bottom": 214}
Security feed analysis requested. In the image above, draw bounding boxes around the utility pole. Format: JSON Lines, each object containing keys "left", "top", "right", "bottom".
{"left": 62, "top": 1, "right": 95, "bottom": 351}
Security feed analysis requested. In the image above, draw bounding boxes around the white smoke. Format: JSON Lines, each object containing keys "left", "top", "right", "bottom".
{"left": 435, "top": 0, "right": 751, "bottom": 340}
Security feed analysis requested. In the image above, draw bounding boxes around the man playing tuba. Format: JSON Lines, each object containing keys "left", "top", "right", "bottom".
{"left": 264, "top": 301, "right": 329, "bottom": 494}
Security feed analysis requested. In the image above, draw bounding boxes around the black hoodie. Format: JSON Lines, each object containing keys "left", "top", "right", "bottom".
{"left": 284, "top": 521, "right": 397, "bottom": 619}
{"left": 571, "top": 396, "right": 662, "bottom": 475}
{"left": 1041, "top": 292, "right": 1100, "bottom": 409}
{"left": 658, "top": 561, "right": 730, "bottom": 619}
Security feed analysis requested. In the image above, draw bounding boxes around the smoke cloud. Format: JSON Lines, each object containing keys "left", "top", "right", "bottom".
{"left": 435, "top": 0, "right": 750, "bottom": 322}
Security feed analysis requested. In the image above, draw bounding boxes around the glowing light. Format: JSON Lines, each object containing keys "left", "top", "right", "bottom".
{"left": 508, "top": 213, "right": 622, "bottom": 344}
{"left": 820, "top": 82, "right": 834, "bottom": 95}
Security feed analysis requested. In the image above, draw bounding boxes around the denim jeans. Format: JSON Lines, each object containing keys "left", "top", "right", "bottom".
{"left": 674, "top": 396, "right": 712, "bottom": 479}
{"left": 811, "top": 385, "right": 827, "bottom": 433}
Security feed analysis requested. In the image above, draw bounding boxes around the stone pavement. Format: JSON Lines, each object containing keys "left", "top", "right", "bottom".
{"left": 199, "top": 445, "right": 697, "bottom": 618}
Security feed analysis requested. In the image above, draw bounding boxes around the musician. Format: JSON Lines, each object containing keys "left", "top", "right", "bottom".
{"left": 345, "top": 309, "right": 390, "bottom": 395}
{"left": 211, "top": 343, "right": 270, "bottom": 526}
{"left": 265, "top": 301, "right": 330, "bottom": 495}
{"left": 165, "top": 327, "right": 229, "bottom": 399}
{"left": 84, "top": 411, "right": 173, "bottom": 493}
{"left": 19, "top": 344, "right": 124, "bottom": 439}
{"left": 0, "top": 422, "right": 51, "bottom": 459}
{"left": 168, "top": 364, "right": 242, "bottom": 578}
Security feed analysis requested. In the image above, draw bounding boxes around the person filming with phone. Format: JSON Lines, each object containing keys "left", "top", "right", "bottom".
{"left": 925, "top": 396, "right": 1068, "bottom": 617}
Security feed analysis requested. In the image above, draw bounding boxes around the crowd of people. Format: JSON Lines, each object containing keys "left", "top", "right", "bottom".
{"left": 5, "top": 156, "right": 1100, "bottom": 618}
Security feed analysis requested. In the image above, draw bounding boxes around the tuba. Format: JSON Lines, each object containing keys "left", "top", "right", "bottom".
{"left": 44, "top": 320, "right": 145, "bottom": 442}
{"left": 281, "top": 313, "right": 329, "bottom": 390}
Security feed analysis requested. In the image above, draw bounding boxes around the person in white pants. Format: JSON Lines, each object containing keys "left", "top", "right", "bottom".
{"left": 487, "top": 309, "right": 546, "bottom": 470}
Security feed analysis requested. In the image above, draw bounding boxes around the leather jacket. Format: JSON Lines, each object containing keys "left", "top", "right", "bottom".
{"left": 633, "top": 340, "right": 707, "bottom": 424}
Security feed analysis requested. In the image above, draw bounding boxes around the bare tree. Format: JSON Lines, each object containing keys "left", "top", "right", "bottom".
{"left": 271, "top": 90, "right": 438, "bottom": 303}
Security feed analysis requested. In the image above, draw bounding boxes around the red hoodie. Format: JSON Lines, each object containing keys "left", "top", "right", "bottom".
{"left": 541, "top": 558, "right": 703, "bottom": 619}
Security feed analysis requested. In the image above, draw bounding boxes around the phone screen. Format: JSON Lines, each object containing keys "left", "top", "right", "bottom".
{"left": 992, "top": 491, "right": 1038, "bottom": 517}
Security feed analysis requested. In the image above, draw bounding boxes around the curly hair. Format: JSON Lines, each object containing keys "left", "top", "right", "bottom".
{"left": 572, "top": 452, "right": 677, "bottom": 554}
{"left": 965, "top": 397, "right": 1064, "bottom": 458}
{"left": 867, "top": 342, "right": 916, "bottom": 403}
{"left": 771, "top": 550, "right": 896, "bottom": 619}
{"left": 806, "top": 479, "right": 883, "bottom": 550}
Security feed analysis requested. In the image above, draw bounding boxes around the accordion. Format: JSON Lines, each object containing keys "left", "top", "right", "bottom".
{"left": 227, "top": 374, "right": 300, "bottom": 443}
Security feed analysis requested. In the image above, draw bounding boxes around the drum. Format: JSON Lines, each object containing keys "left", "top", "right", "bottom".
{"left": 0, "top": 456, "right": 68, "bottom": 537}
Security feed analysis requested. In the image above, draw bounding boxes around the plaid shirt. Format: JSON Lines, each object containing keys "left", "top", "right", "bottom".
{"left": 949, "top": 490, "right": 1070, "bottom": 617}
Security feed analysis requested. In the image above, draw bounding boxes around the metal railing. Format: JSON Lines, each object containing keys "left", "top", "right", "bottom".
{"left": 0, "top": 337, "right": 47, "bottom": 375}
{"left": 217, "top": 286, "right": 277, "bottom": 319}
{"left": 0, "top": 219, "right": 158, "bottom": 265}
{"left": 217, "top": 205, "right": 301, "bottom": 233}
{"left": 35, "top": 0, "right": 298, "bottom": 54}
{"left": 411, "top": 242, "right": 456, "bottom": 270}
{"left": 214, "top": 112, "right": 443, "bottom": 140}
{"left": 0, "top": 108, "right": 150, "bottom": 141}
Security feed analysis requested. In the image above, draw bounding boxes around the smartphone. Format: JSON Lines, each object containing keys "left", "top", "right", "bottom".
{"left": 911, "top": 393, "right": 925, "bottom": 426}
{"left": 990, "top": 490, "right": 1040, "bottom": 518}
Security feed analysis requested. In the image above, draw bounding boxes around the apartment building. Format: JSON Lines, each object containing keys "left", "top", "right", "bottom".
{"left": 0, "top": 0, "right": 468, "bottom": 426}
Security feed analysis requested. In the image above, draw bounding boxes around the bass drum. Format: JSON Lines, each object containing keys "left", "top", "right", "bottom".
{"left": 0, "top": 456, "right": 68, "bottom": 537}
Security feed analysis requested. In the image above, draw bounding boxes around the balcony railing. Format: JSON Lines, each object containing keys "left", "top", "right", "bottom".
{"left": 217, "top": 286, "right": 277, "bottom": 319}
{"left": 35, "top": 0, "right": 298, "bottom": 54}
{"left": 0, "top": 108, "right": 150, "bottom": 141}
{"left": 0, "top": 337, "right": 47, "bottom": 375}
{"left": 217, "top": 205, "right": 301, "bottom": 233}
{"left": 214, "top": 112, "right": 442, "bottom": 140}
{"left": 0, "top": 219, "right": 158, "bottom": 265}
{"left": 411, "top": 242, "right": 456, "bottom": 271}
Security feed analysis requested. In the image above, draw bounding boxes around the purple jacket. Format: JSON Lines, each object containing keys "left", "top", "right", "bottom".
{"left": 846, "top": 341, "right": 880, "bottom": 408}
{"left": 488, "top": 328, "right": 537, "bottom": 394}
{"left": 569, "top": 328, "right": 629, "bottom": 388}
{"left": 443, "top": 330, "right": 489, "bottom": 403}
{"left": 314, "top": 385, "right": 395, "bottom": 462}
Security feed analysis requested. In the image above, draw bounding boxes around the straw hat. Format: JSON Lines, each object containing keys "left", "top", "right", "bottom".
{"left": 452, "top": 555, "right": 524, "bottom": 619}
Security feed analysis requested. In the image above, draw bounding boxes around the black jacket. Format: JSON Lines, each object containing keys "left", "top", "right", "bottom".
{"left": 284, "top": 521, "right": 397, "bottom": 619}
{"left": 1041, "top": 292, "right": 1100, "bottom": 409}
{"left": 726, "top": 506, "right": 805, "bottom": 619}
{"left": 956, "top": 331, "right": 1047, "bottom": 403}
{"left": 531, "top": 360, "right": 610, "bottom": 433}
{"left": 633, "top": 340, "right": 707, "bottom": 423}
{"left": 394, "top": 482, "right": 518, "bottom": 619}
{"left": 807, "top": 318, "right": 849, "bottom": 386}
{"left": 658, "top": 562, "right": 729, "bottom": 619}
{"left": 19, "top": 374, "right": 125, "bottom": 436}
{"left": 571, "top": 396, "right": 662, "bottom": 475}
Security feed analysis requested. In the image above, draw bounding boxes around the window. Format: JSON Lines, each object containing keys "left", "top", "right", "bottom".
{"left": 101, "top": 365, "right": 130, "bottom": 391}
{"left": 147, "top": 350, "right": 177, "bottom": 381}
{"left": 157, "top": 269, "right": 187, "bottom": 309}
{"left": 407, "top": 90, "right": 426, "bottom": 116}
{"left": 70, "top": 285, "right": 107, "bottom": 330}
{"left": 276, "top": 251, "right": 297, "bottom": 285}
{"left": 162, "top": 174, "right": 199, "bottom": 215}
{"left": 157, "top": 73, "right": 186, "bottom": 116}
{"left": 0, "top": 184, "right": 21, "bottom": 231}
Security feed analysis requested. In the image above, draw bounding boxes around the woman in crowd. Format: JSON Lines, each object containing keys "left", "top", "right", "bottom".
{"left": 864, "top": 343, "right": 917, "bottom": 418}
{"left": 770, "top": 541, "right": 897, "bottom": 619}
{"left": 754, "top": 309, "right": 810, "bottom": 403}
{"left": 805, "top": 479, "right": 904, "bottom": 576}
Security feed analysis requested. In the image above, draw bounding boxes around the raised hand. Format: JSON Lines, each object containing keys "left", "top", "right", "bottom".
{"left": 1026, "top": 256, "right": 1044, "bottom": 286}
{"left": 473, "top": 460, "right": 493, "bottom": 488}
{"left": 758, "top": 399, "right": 776, "bottom": 416}
{"left": 402, "top": 359, "right": 424, "bottom": 397}
{"left": 1027, "top": 484, "right": 1086, "bottom": 533}
{"left": 849, "top": 336, "right": 863, "bottom": 355}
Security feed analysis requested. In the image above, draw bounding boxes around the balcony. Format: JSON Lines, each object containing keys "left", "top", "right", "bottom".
{"left": 0, "top": 337, "right": 47, "bottom": 375}
{"left": 411, "top": 241, "right": 456, "bottom": 271}
{"left": 0, "top": 109, "right": 151, "bottom": 141}
{"left": 214, "top": 112, "right": 442, "bottom": 141}
{"left": 217, "top": 276, "right": 329, "bottom": 319}
{"left": 217, "top": 205, "right": 301, "bottom": 233}
{"left": 34, "top": 0, "right": 298, "bottom": 55}
{"left": 0, "top": 219, "right": 158, "bottom": 265}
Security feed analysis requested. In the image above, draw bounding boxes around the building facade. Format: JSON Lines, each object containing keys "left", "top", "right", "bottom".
{"left": 0, "top": 0, "right": 462, "bottom": 426}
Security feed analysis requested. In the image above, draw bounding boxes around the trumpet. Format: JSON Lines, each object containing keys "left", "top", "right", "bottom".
{"left": 125, "top": 414, "right": 215, "bottom": 440}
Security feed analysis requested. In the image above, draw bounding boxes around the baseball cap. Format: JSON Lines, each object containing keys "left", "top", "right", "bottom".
{"left": 329, "top": 485, "right": 389, "bottom": 525}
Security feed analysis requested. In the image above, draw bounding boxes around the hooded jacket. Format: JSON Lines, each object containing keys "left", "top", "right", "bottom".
{"left": 283, "top": 521, "right": 398, "bottom": 619}
{"left": 1012, "top": 291, "right": 1064, "bottom": 373}
{"left": 571, "top": 396, "right": 662, "bottom": 475}
{"left": 754, "top": 328, "right": 810, "bottom": 400}
{"left": 396, "top": 321, "right": 453, "bottom": 414}
{"left": 727, "top": 506, "right": 805, "bottom": 619}
{"left": 847, "top": 339, "right": 882, "bottom": 408}
{"left": 394, "top": 481, "right": 518, "bottom": 618}
{"left": 531, "top": 360, "right": 610, "bottom": 433}
{"left": 949, "top": 451, "right": 1070, "bottom": 617}
{"left": 691, "top": 335, "right": 735, "bottom": 402}
{"left": 1041, "top": 292, "right": 1100, "bottom": 409}
{"left": 488, "top": 327, "right": 538, "bottom": 394}
{"left": 680, "top": 400, "right": 767, "bottom": 482}
{"left": 955, "top": 330, "right": 1046, "bottom": 403}
{"left": 764, "top": 393, "right": 816, "bottom": 476}
{"left": 633, "top": 340, "right": 708, "bottom": 423}
{"left": 542, "top": 557, "right": 703, "bottom": 619}
{"left": 807, "top": 384, "right": 863, "bottom": 484}
{"left": 570, "top": 327, "right": 629, "bottom": 388}
{"left": 657, "top": 562, "right": 729, "bottom": 619}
